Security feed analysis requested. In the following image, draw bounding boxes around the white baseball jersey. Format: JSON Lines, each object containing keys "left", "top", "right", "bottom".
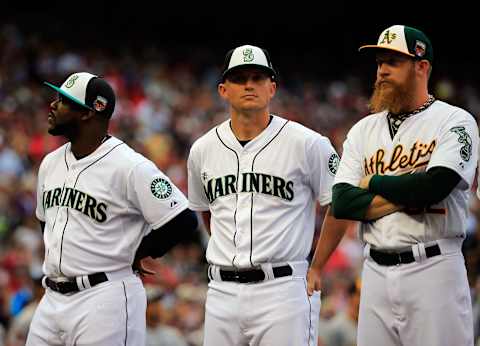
{"left": 187, "top": 115, "right": 339, "bottom": 268}
{"left": 334, "top": 100, "right": 479, "bottom": 249}
{"left": 35, "top": 136, "right": 188, "bottom": 277}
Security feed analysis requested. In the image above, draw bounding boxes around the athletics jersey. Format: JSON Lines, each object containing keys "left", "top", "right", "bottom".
{"left": 187, "top": 115, "right": 339, "bottom": 268}
{"left": 335, "top": 100, "right": 479, "bottom": 249}
{"left": 35, "top": 136, "right": 188, "bottom": 277}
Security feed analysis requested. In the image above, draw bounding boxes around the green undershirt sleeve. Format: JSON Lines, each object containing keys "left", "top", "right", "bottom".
{"left": 368, "top": 167, "right": 461, "bottom": 209}
{"left": 332, "top": 183, "right": 376, "bottom": 221}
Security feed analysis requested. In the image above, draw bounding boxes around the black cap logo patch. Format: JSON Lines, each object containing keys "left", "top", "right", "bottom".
{"left": 150, "top": 177, "right": 173, "bottom": 199}
{"left": 93, "top": 96, "right": 108, "bottom": 112}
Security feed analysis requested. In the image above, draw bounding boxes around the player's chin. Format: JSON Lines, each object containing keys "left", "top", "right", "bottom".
{"left": 47, "top": 125, "right": 64, "bottom": 136}
{"left": 239, "top": 100, "right": 266, "bottom": 111}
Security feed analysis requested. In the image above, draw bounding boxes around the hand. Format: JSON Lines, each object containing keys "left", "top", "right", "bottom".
{"left": 132, "top": 257, "right": 156, "bottom": 277}
{"left": 306, "top": 267, "right": 322, "bottom": 296}
{"left": 359, "top": 174, "right": 374, "bottom": 190}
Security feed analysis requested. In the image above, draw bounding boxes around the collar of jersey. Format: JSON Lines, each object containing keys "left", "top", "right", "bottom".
{"left": 388, "top": 94, "right": 436, "bottom": 121}
{"left": 219, "top": 115, "right": 287, "bottom": 152}
{"left": 66, "top": 135, "right": 123, "bottom": 165}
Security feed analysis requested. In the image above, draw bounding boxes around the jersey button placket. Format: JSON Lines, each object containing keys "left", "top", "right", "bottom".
{"left": 233, "top": 153, "right": 246, "bottom": 264}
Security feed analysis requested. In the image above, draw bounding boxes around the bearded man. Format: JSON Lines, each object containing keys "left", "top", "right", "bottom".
{"left": 325, "top": 25, "right": 478, "bottom": 346}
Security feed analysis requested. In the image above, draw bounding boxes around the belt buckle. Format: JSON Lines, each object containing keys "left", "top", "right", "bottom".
{"left": 50, "top": 280, "right": 59, "bottom": 291}
{"left": 51, "top": 277, "right": 74, "bottom": 294}
{"left": 56, "top": 281, "right": 69, "bottom": 294}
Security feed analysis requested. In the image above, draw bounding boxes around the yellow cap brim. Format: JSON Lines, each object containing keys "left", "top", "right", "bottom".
{"left": 358, "top": 45, "right": 415, "bottom": 58}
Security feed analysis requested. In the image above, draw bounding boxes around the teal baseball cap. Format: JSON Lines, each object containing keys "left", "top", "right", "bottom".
{"left": 44, "top": 72, "right": 116, "bottom": 117}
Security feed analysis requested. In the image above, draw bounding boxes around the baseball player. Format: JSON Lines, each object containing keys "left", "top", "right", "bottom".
{"left": 187, "top": 44, "right": 351, "bottom": 346}
{"left": 26, "top": 72, "right": 198, "bottom": 346}
{"left": 331, "top": 25, "right": 478, "bottom": 345}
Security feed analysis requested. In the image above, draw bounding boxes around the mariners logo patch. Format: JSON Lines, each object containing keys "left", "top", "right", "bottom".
{"left": 243, "top": 48, "right": 254, "bottom": 62}
{"left": 450, "top": 126, "right": 472, "bottom": 162}
{"left": 328, "top": 153, "right": 340, "bottom": 175}
{"left": 150, "top": 178, "right": 173, "bottom": 199}
{"left": 65, "top": 75, "right": 79, "bottom": 88}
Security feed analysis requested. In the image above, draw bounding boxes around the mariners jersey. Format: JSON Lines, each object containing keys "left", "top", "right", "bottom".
{"left": 334, "top": 100, "right": 479, "bottom": 249}
{"left": 187, "top": 115, "right": 339, "bottom": 268}
{"left": 36, "top": 136, "right": 188, "bottom": 277}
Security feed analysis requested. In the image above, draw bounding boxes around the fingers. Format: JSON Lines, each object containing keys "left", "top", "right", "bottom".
{"left": 307, "top": 277, "right": 315, "bottom": 296}
{"left": 137, "top": 267, "right": 156, "bottom": 277}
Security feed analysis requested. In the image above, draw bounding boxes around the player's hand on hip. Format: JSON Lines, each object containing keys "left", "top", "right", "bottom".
{"left": 132, "top": 257, "right": 156, "bottom": 277}
{"left": 306, "top": 267, "right": 322, "bottom": 296}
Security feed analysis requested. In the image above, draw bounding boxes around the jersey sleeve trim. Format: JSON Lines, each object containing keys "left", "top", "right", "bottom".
{"left": 188, "top": 203, "right": 210, "bottom": 211}
{"left": 150, "top": 201, "right": 189, "bottom": 230}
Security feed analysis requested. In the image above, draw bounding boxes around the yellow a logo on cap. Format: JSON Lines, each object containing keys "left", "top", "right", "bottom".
{"left": 380, "top": 30, "right": 397, "bottom": 45}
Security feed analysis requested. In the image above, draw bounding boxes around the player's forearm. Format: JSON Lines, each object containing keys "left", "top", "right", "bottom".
{"left": 134, "top": 208, "right": 198, "bottom": 260}
{"left": 364, "top": 195, "right": 403, "bottom": 220}
{"left": 201, "top": 211, "right": 211, "bottom": 235}
{"left": 310, "top": 206, "right": 351, "bottom": 272}
{"left": 332, "top": 183, "right": 376, "bottom": 221}
{"left": 367, "top": 167, "right": 461, "bottom": 208}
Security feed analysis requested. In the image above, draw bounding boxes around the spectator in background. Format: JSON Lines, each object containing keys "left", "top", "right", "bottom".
{"left": 6, "top": 271, "right": 44, "bottom": 346}
{"left": 318, "top": 279, "right": 360, "bottom": 346}
{"left": 145, "top": 285, "right": 188, "bottom": 346}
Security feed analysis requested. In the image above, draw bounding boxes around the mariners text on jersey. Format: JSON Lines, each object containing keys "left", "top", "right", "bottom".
{"left": 43, "top": 187, "right": 107, "bottom": 223}
{"left": 203, "top": 173, "right": 294, "bottom": 203}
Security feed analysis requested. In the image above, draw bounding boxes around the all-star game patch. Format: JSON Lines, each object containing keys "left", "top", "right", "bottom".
{"left": 150, "top": 177, "right": 173, "bottom": 199}
{"left": 328, "top": 153, "right": 340, "bottom": 175}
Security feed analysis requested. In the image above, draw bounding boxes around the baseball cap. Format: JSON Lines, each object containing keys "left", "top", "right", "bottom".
{"left": 222, "top": 44, "right": 277, "bottom": 82}
{"left": 44, "top": 72, "right": 116, "bottom": 117}
{"left": 359, "top": 25, "right": 433, "bottom": 63}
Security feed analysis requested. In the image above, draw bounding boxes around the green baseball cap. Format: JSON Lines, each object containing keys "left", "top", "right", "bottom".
{"left": 359, "top": 25, "right": 433, "bottom": 63}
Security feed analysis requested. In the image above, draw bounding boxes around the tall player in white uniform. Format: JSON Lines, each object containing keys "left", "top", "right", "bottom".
{"left": 331, "top": 25, "right": 478, "bottom": 345}
{"left": 187, "top": 45, "right": 351, "bottom": 346}
{"left": 26, "top": 72, "right": 198, "bottom": 346}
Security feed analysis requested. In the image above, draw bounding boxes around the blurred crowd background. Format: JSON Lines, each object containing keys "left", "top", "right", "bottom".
{"left": 1, "top": 7, "right": 480, "bottom": 345}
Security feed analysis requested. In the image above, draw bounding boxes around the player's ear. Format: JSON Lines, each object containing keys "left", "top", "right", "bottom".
{"left": 80, "top": 110, "right": 96, "bottom": 121}
{"left": 416, "top": 59, "right": 430, "bottom": 77}
{"left": 218, "top": 83, "right": 228, "bottom": 100}
{"left": 269, "top": 81, "right": 277, "bottom": 98}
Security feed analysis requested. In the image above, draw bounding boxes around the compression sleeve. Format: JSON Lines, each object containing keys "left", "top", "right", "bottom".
{"left": 134, "top": 208, "right": 199, "bottom": 260}
{"left": 368, "top": 167, "right": 461, "bottom": 209}
{"left": 332, "top": 183, "right": 376, "bottom": 221}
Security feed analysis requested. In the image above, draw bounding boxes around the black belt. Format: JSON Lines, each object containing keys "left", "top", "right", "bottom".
{"left": 219, "top": 265, "right": 293, "bottom": 283}
{"left": 370, "top": 244, "right": 441, "bottom": 266}
{"left": 45, "top": 272, "right": 108, "bottom": 294}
